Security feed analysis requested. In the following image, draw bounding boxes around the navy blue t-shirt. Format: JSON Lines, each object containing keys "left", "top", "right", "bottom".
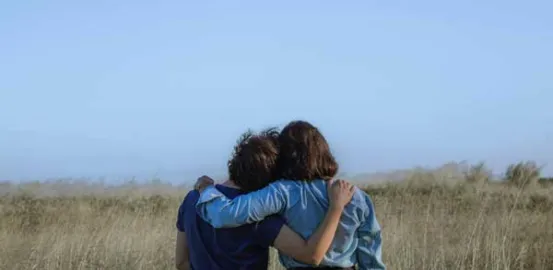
{"left": 176, "top": 184, "right": 285, "bottom": 270}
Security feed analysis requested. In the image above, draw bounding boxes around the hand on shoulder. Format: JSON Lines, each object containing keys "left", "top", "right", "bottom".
{"left": 194, "top": 175, "right": 215, "bottom": 192}
{"left": 327, "top": 179, "right": 355, "bottom": 210}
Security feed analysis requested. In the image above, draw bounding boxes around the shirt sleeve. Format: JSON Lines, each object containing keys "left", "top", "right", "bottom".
{"left": 356, "top": 193, "right": 386, "bottom": 270}
{"left": 195, "top": 183, "right": 288, "bottom": 228}
{"left": 253, "top": 215, "right": 286, "bottom": 247}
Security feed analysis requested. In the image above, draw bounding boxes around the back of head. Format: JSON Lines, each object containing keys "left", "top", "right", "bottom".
{"left": 227, "top": 128, "right": 280, "bottom": 192}
{"left": 277, "top": 120, "right": 338, "bottom": 181}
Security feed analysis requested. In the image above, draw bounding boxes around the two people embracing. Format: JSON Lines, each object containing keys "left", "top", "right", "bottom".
{"left": 175, "top": 120, "right": 385, "bottom": 270}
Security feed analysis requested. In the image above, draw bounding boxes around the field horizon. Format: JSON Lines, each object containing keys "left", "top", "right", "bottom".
{"left": 2, "top": 160, "right": 552, "bottom": 197}
{"left": 2, "top": 161, "right": 553, "bottom": 269}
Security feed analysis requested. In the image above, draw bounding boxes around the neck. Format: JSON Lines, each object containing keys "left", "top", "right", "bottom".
{"left": 222, "top": 180, "right": 241, "bottom": 190}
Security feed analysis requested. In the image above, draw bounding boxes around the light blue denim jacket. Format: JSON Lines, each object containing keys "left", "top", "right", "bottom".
{"left": 195, "top": 179, "right": 385, "bottom": 270}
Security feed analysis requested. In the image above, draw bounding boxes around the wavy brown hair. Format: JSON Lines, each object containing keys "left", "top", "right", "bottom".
{"left": 227, "top": 127, "right": 280, "bottom": 192}
{"left": 276, "top": 120, "right": 338, "bottom": 181}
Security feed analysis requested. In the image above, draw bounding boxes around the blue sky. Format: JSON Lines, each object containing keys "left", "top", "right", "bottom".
{"left": 1, "top": 0, "right": 552, "bottom": 182}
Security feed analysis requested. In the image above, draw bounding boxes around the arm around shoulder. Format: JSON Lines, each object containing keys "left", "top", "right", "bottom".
{"left": 273, "top": 179, "right": 356, "bottom": 266}
{"left": 195, "top": 183, "right": 288, "bottom": 228}
{"left": 273, "top": 204, "right": 345, "bottom": 265}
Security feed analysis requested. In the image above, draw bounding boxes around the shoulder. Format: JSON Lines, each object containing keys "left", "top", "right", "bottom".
{"left": 176, "top": 190, "right": 200, "bottom": 232}
{"left": 180, "top": 190, "right": 200, "bottom": 211}
{"left": 270, "top": 179, "right": 300, "bottom": 188}
{"left": 352, "top": 188, "right": 369, "bottom": 204}
{"left": 271, "top": 179, "right": 326, "bottom": 190}
{"left": 263, "top": 179, "right": 302, "bottom": 194}
{"left": 348, "top": 188, "right": 375, "bottom": 218}
{"left": 184, "top": 190, "right": 200, "bottom": 203}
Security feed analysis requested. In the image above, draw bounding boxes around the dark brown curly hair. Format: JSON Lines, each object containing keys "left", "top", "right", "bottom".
{"left": 276, "top": 120, "right": 338, "bottom": 181}
{"left": 227, "top": 127, "right": 280, "bottom": 192}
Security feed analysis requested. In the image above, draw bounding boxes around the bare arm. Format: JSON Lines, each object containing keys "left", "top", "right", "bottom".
{"left": 273, "top": 180, "right": 355, "bottom": 265}
{"left": 175, "top": 231, "right": 190, "bottom": 270}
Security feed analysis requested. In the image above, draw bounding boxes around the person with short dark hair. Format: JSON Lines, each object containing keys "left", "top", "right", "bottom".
{"left": 175, "top": 128, "right": 356, "bottom": 270}
{"left": 195, "top": 121, "right": 385, "bottom": 270}
{"left": 227, "top": 128, "right": 280, "bottom": 192}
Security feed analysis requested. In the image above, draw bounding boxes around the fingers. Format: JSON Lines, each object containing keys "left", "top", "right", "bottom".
{"left": 198, "top": 175, "right": 214, "bottom": 184}
{"left": 335, "top": 179, "right": 350, "bottom": 187}
{"left": 194, "top": 182, "right": 202, "bottom": 191}
{"left": 198, "top": 175, "right": 212, "bottom": 182}
{"left": 194, "top": 175, "right": 215, "bottom": 191}
{"left": 336, "top": 179, "right": 355, "bottom": 195}
{"left": 329, "top": 179, "right": 355, "bottom": 195}
{"left": 333, "top": 179, "right": 344, "bottom": 189}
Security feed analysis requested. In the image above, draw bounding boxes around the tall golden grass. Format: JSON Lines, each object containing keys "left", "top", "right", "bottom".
{"left": 2, "top": 165, "right": 553, "bottom": 269}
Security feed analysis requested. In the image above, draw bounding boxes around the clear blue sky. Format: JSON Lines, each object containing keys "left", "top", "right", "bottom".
{"left": 1, "top": 0, "right": 552, "bottom": 182}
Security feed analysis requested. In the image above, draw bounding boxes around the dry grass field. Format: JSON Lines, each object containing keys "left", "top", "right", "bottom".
{"left": 1, "top": 162, "right": 553, "bottom": 270}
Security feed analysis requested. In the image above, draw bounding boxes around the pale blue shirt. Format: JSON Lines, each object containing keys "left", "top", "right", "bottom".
{"left": 195, "top": 179, "right": 385, "bottom": 270}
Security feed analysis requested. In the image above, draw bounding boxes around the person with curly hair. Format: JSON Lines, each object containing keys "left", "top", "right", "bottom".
{"left": 195, "top": 121, "right": 385, "bottom": 270}
{"left": 175, "top": 128, "right": 356, "bottom": 270}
